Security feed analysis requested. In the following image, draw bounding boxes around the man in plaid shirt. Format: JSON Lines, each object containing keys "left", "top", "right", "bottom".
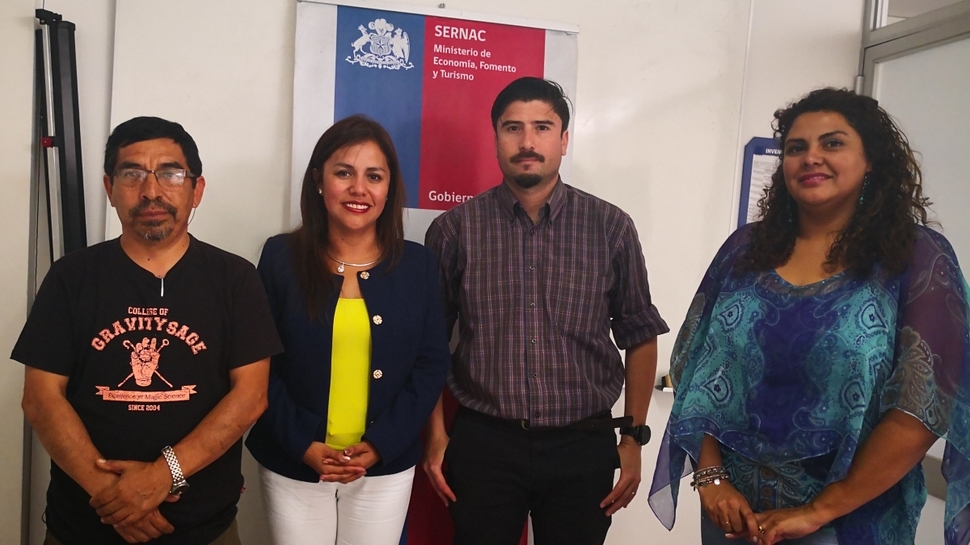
{"left": 423, "top": 77, "right": 669, "bottom": 545}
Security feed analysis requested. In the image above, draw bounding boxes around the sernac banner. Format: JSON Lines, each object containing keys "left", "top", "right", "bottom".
{"left": 291, "top": 1, "right": 577, "bottom": 223}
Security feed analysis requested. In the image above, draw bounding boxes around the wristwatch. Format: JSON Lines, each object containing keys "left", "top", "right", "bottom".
{"left": 161, "top": 446, "right": 190, "bottom": 496}
{"left": 619, "top": 424, "right": 651, "bottom": 446}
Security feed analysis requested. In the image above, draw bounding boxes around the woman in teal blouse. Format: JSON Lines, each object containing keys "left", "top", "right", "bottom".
{"left": 650, "top": 89, "right": 970, "bottom": 545}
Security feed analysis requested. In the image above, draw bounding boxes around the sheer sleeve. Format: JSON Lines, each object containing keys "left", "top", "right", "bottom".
{"left": 881, "top": 227, "right": 970, "bottom": 544}
{"left": 649, "top": 224, "right": 753, "bottom": 529}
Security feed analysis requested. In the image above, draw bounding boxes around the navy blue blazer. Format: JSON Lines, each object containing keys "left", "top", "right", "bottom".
{"left": 245, "top": 234, "right": 451, "bottom": 480}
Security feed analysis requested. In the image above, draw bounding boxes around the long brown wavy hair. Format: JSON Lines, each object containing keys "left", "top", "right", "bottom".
{"left": 739, "top": 88, "right": 930, "bottom": 277}
{"left": 290, "top": 115, "right": 405, "bottom": 320}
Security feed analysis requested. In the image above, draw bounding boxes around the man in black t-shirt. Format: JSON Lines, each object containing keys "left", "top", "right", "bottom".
{"left": 13, "top": 117, "right": 282, "bottom": 545}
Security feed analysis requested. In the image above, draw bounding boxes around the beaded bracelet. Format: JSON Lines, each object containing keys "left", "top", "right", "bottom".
{"left": 693, "top": 465, "right": 727, "bottom": 479}
{"left": 690, "top": 466, "right": 730, "bottom": 490}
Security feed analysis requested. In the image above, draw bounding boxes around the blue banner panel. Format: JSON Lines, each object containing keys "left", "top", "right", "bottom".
{"left": 335, "top": 6, "right": 425, "bottom": 208}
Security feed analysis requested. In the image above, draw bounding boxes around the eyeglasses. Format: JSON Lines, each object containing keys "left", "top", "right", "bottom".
{"left": 113, "top": 168, "right": 194, "bottom": 188}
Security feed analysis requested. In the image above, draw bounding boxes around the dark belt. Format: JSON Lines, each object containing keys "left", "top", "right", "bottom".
{"left": 460, "top": 407, "right": 633, "bottom": 432}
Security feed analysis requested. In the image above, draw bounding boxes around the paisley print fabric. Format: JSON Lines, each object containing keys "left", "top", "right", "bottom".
{"left": 649, "top": 223, "right": 970, "bottom": 545}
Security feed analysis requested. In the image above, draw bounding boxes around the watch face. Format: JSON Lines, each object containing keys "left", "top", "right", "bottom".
{"left": 171, "top": 481, "right": 190, "bottom": 496}
{"left": 622, "top": 425, "right": 651, "bottom": 445}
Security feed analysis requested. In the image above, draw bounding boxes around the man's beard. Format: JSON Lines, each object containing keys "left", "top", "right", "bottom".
{"left": 129, "top": 198, "right": 178, "bottom": 241}
{"left": 508, "top": 150, "right": 545, "bottom": 189}
{"left": 138, "top": 221, "right": 174, "bottom": 242}
{"left": 510, "top": 173, "right": 543, "bottom": 189}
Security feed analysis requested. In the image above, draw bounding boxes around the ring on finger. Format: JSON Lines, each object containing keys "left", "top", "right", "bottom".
{"left": 758, "top": 525, "right": 766, "bottom": 534}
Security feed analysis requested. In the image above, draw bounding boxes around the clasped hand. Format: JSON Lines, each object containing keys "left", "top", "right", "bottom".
{"left": 303, "top": 440, "right": 381, "bottom": 484}
{"left": 753, "top": 505, "right": 827, "bottom": 544}
{"left": 700, "top": 480, "right": 828, "bottom": 544}
{"left": 89, "top": 458, "right": 180, "bottom": 543}
{"left": 699, "top": 479, "right": 761, "bottom": 541}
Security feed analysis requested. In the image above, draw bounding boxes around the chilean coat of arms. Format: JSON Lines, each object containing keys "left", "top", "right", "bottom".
{"left": 346, "top": 18, "right": 413, "bottom": 70}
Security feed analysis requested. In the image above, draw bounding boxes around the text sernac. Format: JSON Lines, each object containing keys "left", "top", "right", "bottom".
{"left": 434, "top": 25, "right": 486, "bottom": 41}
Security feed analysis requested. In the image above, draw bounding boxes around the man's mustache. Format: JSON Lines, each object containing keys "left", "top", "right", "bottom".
{"left": 129, "top": 198, "right": 178, "bottom": 218}
{"left": 511, "top": 151, "right": 545, "bottom": 163}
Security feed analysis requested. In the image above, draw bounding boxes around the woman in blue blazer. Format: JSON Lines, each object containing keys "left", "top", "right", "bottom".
{"left": 246, "top": 115, "right": 450, "bottom": 545}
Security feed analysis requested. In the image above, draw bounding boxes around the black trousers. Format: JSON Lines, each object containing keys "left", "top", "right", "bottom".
{"left": 446, "top": 407, "right": 620, "bottom": 545}
{"left": 44, "top": 519, "right": 240, "bottom": 545}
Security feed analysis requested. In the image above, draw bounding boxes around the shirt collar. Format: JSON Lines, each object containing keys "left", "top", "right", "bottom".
{"left": 496, "top": 178, "right": 567, "bottom": 223}
{"left": 546, "top": 178, "right": 567, "bottom": 222}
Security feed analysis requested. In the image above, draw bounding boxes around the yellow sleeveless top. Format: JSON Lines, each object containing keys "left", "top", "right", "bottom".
{"left": 325, "top": 298, "right": 371, "bottom": 450}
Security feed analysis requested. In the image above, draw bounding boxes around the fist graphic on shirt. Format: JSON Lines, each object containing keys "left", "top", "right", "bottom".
{"left": 125, "top": 337, "right": 169, "bottom": 386}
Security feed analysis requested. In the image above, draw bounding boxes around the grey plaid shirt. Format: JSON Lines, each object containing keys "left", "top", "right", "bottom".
{"left": 425, "top": 180, "right": 669, "bottom": 427}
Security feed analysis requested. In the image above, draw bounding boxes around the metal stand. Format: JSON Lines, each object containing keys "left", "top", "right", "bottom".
{"left": 35, "top": 8, "right": 86, "bottom": 260}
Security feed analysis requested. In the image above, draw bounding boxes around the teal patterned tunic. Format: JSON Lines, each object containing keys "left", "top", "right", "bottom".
{"left": 649, "top": 223, "right": 970, "bottom": 545}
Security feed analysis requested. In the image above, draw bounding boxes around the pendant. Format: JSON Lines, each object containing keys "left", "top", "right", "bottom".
{"left": 337, "top": 264, "right": 345, "bottom": 273}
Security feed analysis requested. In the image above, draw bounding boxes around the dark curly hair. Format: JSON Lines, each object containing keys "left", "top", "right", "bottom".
{"left": 739, "top": 88, "right": 930, "bottom": 277}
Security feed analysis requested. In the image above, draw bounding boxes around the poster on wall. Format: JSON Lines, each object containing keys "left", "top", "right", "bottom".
{"left": 292, "top": 0, "right": 578, "bottom": 240}
{"left": 737, "top": 136, "right": 781, "bottom": 227}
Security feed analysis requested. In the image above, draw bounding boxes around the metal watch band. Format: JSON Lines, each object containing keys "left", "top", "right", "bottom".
{"left": 161, "top": 446, "right": 188, "bottom": 493}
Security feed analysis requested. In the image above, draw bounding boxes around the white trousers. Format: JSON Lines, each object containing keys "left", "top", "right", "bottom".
{"left": 258, "top": 464, "right": 415, "bottom": 545}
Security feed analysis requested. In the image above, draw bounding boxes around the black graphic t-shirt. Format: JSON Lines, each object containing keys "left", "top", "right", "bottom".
{"left": 12, "top": 236, "right": 282, "bottom": 545}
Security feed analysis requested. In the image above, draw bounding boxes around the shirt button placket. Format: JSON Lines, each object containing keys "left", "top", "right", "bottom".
{"left": 523, "top": 223, "right": 541, "bottom": 424}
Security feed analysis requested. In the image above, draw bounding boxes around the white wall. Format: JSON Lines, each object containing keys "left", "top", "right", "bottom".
{"left": 106, "top": 0, "right": 297, "bottom": 264}
{"left": 0, "top": 1, "right": 37, "bottom": 543}
{"left": 0, "top": 0, "right": 903, "bottom": 544}
{"left": 732, "top": 1, "right": 866, "bottom": 224}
